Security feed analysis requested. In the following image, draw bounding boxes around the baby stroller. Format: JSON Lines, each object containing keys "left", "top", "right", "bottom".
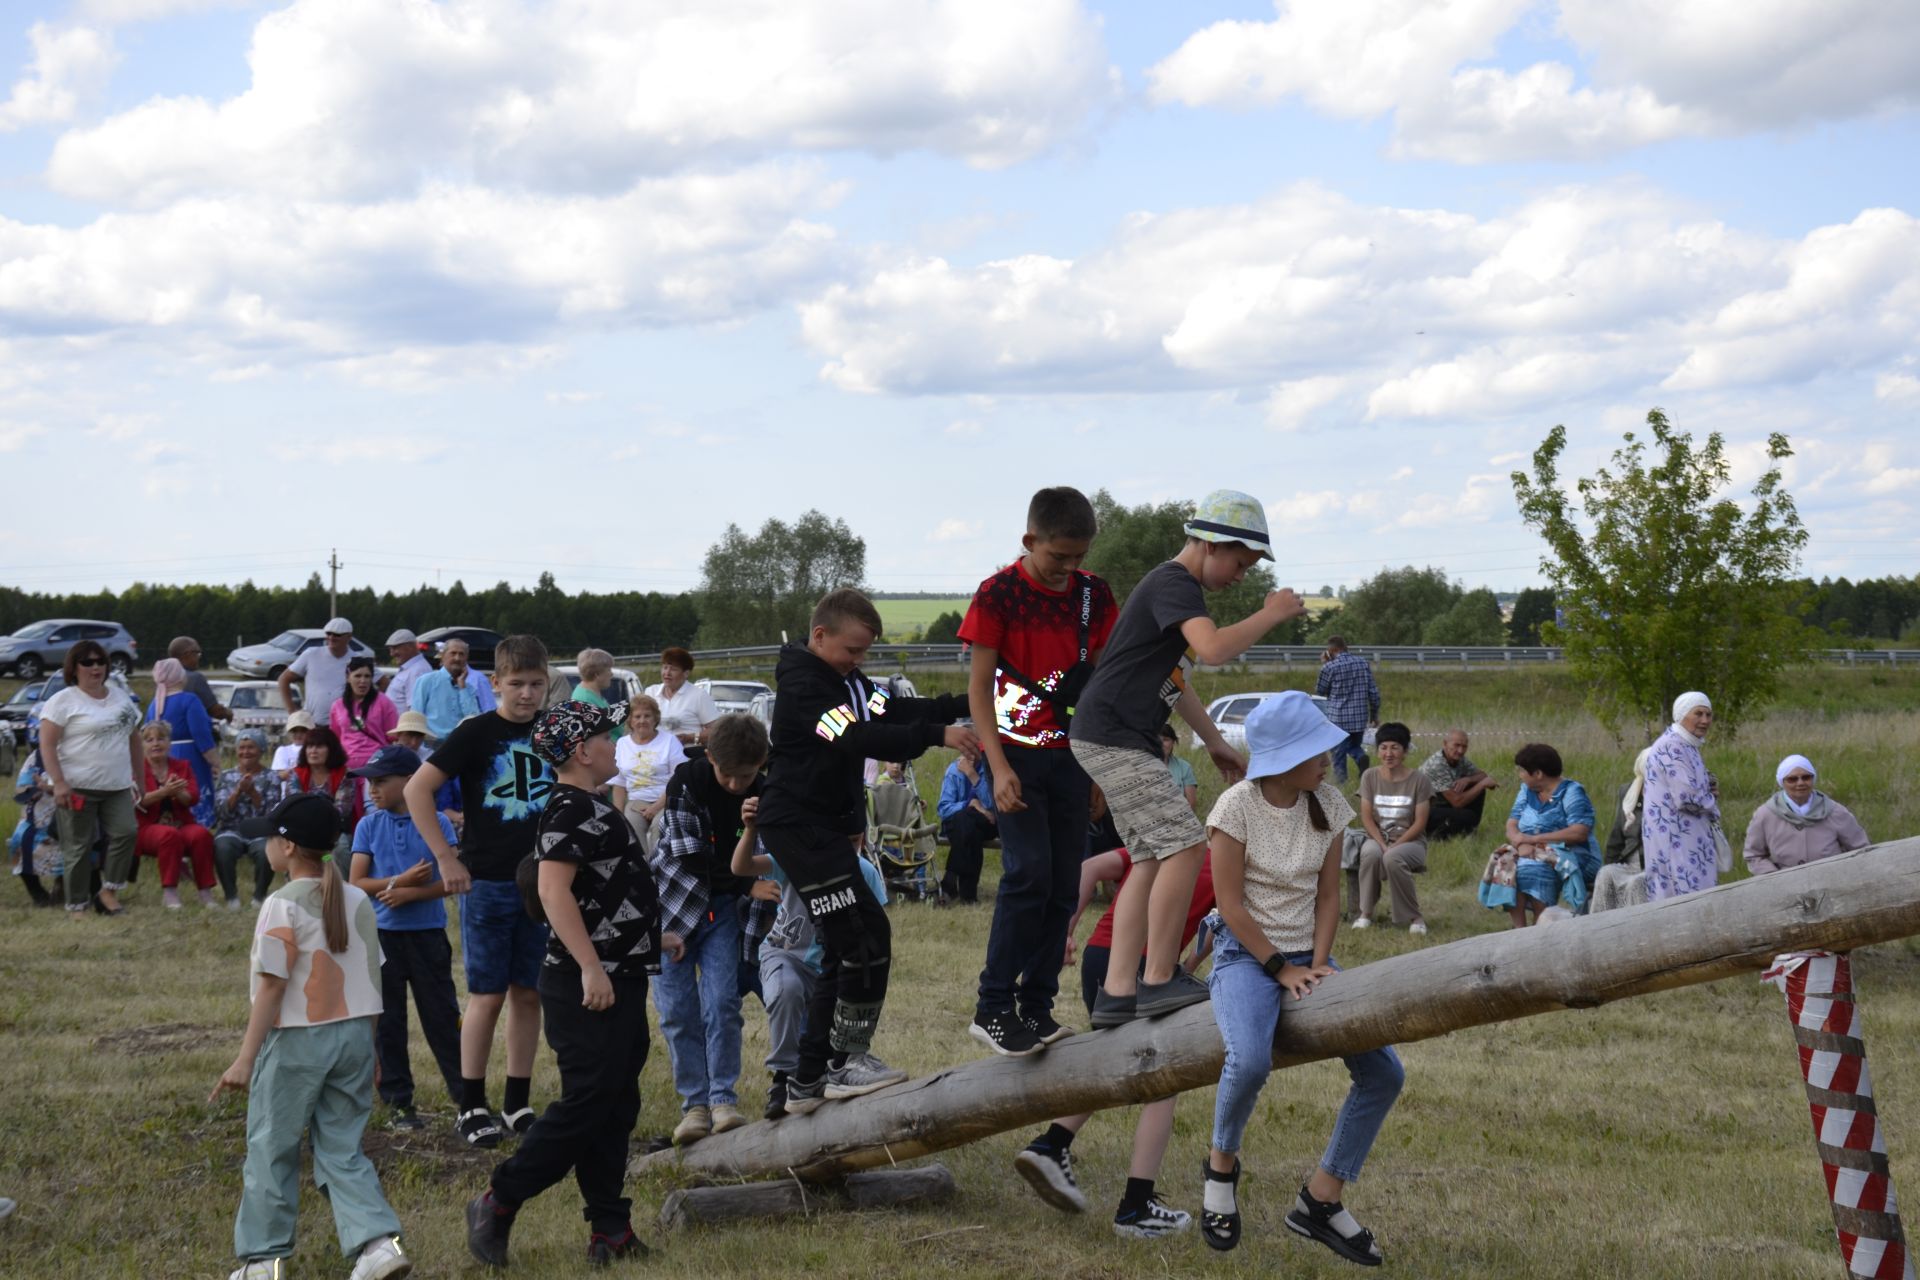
{"left": 865, "top": 764, "right": 940, "bottom": 902}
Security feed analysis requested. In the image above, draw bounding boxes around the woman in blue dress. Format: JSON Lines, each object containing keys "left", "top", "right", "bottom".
{"left": 1478, "top": 742, "right": 1599, "bottom": 926}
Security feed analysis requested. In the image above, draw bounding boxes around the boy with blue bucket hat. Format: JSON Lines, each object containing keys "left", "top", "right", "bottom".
{"left": 1068, "top": 489, "right": 1305, "bottom": 1028}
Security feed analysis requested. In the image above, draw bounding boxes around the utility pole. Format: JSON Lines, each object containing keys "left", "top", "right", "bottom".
{"left": 328, "top": 549, "right": 342, "bottom": 618}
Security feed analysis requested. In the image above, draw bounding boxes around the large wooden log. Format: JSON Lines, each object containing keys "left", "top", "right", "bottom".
{"left": 638, "top": 837, "right": 1920, "bottom": 1183}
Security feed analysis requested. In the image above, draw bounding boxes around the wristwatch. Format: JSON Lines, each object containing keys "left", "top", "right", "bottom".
{"left": 1261, "top": 953, "right": 1286, "bottom": 978}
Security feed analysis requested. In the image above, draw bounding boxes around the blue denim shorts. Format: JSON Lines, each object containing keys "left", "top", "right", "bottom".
{"left": 461, "top": 878, "right": 548, "bottom": 994}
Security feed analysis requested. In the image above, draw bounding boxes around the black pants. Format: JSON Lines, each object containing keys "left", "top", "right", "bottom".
{"left": 760, "top": 823, "right": 890, "bottom": 1080}
{"left": 976, "top": 744, "right": 1087, "bottom": 1018}
{"left": 939, "top": 809, "right": 995, "bottom": 902}
{"left": 374, "top": 928, "right": 465, "bottom": 1110}
{"left": 491, "top": 971, "right": 651, "bottom": 1235}
{"left": 1426, "top": 791, "right": 1487, "bottom": 840}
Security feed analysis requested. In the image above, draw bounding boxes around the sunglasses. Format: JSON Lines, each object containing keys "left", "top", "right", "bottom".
{"left": 76, "top": 657, "right": 107, "bottom": 668}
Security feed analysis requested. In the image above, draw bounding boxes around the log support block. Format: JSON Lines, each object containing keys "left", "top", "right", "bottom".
{"left": 657, "top": 1163, "right": 957, "bottom": 1230}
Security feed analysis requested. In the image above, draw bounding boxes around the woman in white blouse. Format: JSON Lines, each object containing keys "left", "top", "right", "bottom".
{"left": 37, "top": 639, "right": 144, "bottom": 915}
{"left": 646, "top": 646, "right": 719, "bottom": 749}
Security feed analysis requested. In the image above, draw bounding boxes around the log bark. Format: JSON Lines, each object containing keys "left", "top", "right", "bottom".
{"left": 843, "top": 1164, "right": 958, "bottom": 1209}
{"left": 637, "top": 837, "right": 1920, "bottom": 1183}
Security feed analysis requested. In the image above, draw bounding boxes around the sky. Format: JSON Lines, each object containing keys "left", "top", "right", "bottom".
{"left": 0, "top": 0, "right": 1916, "bottom": 601}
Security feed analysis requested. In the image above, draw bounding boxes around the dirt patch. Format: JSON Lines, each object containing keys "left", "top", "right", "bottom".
{"left": 92, "top": 1022, "right": 227, "bottom": 1057}
{"left": 362, "top": 1126, "right": 500, "bottom": 1184}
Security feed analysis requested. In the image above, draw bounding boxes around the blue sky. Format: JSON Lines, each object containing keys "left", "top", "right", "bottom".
{"left": 1, "top": 0, "right": 1916, "bottom": 602}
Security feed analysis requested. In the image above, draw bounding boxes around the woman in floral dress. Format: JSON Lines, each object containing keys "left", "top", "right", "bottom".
{"left": 1641, "top": 691, "right": 1719, "bottom": 900}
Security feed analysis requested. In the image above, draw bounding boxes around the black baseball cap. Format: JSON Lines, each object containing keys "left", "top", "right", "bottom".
{"left": 349, "top": 744, "right": 422, "bottom": 780}
{"left": 269, "top": 792, "right": 342, "bottom": 851}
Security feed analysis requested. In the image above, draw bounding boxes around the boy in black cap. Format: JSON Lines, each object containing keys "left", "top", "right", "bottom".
{"left": 466, "top": 700, "right": 683, "bottom": 1270}
{"left": 346, "top": 744, "right": 462, "bottom": 1131}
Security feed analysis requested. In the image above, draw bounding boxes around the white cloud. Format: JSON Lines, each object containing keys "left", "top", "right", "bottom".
{"left": 48, "top": 0, "right": 1115, "bottom": 207}
{"left": 928, "top": 518, "right": 981, "bottom": 542}
{"left": 1876, "top": 372, "right": 1920, "bottom": 403}
{"left": 76, "top": 0, "right": 256, "bottom": 21}
{"left": 945, "top": 418, "right": 983, "bottom": 435}
{"left": 0, "top": 22, "right": 117, "bottom": 131}
{"left": 545, "top": 390, "right": 600, "bottom": 405}
{"left": 1150, "top": 0, "right": 1920, "bottom": 163}
{"left": 0, "top": 422, "right": 47, "bottom": 451}
{"left": 1264, "top": 374, "right": 1347, "bottom": 430}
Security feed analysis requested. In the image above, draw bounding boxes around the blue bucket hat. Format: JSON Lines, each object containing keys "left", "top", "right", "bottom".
{"left": 1245, "top": 691, "right": 1349, "bottom": 782}
{"left": 1184, "top": 489, "right": 1274, "bottom": 562}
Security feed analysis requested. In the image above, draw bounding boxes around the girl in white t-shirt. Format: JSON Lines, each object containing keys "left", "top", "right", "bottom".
{"left": 1199, "top": 691, "right": 1404, "bottom": 1265}
{"left": 609, "top": 695, "right": 686, "bottom": 851}
{"left": 211, "top": 792, "right": 410, "bottom": 1280}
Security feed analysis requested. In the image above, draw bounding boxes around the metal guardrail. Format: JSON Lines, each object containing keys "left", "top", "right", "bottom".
{"left": 612, "top": 644, "right": 1920, "bottom": 669}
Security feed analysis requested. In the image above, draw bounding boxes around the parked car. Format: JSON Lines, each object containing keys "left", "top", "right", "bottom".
{"left": 1, "top": 679, "right": 47, "bottom": 745}
{"left": 417, "top": 626, "right": 504, "bottom": 671}
{"left": 747, "top": 691, "right": 776, "bottom": 727}
{"left": 213, "top": 679, "right": 299, "bottom": 743}
{"left": 24, "top": 670, "right": 137, "bottom": 747}
{"left": 1194, "top": 691, "right": 1332, "bottom": 752}
{"left": 0, "top": 619, "right": 138, "bottom": 679}
{"left": 226, "top": 629, "right": 378, "bottom": 679}
{"left": 699, "top": 679, "right": 773, "bottom": 718}
{"left": 555, "top": 665, "right": 641, "bottom": 706}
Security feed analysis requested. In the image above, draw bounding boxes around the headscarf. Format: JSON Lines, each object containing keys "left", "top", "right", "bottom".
{"left": 1670, "top": 691, "right": 1711, "bottom": 748}
{"left": 1620, "top": 745, "right": 1655, "bottom": 823}
{"left": 1774, "top": 753, "right": 1820, "bottom": 818}
{"left": 150, "top": 657, "right": 186, "bottom": 718}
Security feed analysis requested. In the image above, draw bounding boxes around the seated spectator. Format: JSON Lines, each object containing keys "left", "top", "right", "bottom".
{"left": 145, "top": 657, "right": 220, "bottom": 827}
{"left": 212, "top": 730, "right": 285, "bottom": 909}
{"left": 1744, "top": 754, "right": 1870, "bottom": 875}
{"left": 288, "top": 725, "right": 355, "bottom": 848}
{"left": 936, "top": 753, "right": 995, "bottom": 905}
{"left": 1417, "top": 730, "right": 1498, "bottom": 838}
{"left": 609, "top": 695, "right": 685, "bottom": 852}
{"left": 1591, "top": 747, "right": 1653, "bottom": 913}
{"left": 134, "top": 722, "right": 216, "bottom": 909}
{"left": 272, "top": 710, "right": 315, "bottom": 778}
{"left": 1479, "top": 743, "right": 1599, "bottom": 927}
{"left": 1160, "top": 723, "right": 1200, "bottom": 811}
{"left": 1354, "top": 722, "right": 1431, "bottom": 936}
{"left": 648, "top": 646, "right": 719, "bottom": 749}
{"left": 571, "top": 648, "right": 625, "bottom": 740}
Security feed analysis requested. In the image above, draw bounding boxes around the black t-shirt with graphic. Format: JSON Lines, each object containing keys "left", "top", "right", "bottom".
{"left": 432, "top": 710, "right": 553, "bottom": 881}
{"left": 536, "top": 783, "right": 661, "bottom": 980}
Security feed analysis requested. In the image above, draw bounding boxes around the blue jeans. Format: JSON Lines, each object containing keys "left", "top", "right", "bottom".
{"left": 1330, "top": 730, "right": 1370, "bottom": 785}
{"left": 976, "top": 745, "right": 1089, "bottom": 1018}
{"left": 1209, "top": 924, "right": 1403, "bottom": 1180}
{"left": 461, "top": 878, "right": 548, "bottom": 994}
{"left": 654, "top": 893, "right": 745, "bottom": 1110}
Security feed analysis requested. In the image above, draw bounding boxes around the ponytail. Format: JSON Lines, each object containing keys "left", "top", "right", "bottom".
{"left": 1304, "top": 788, "right": 1329, "bottom": 833}
{"left": 296, "top": 846, "right": 350, "bottom": 954}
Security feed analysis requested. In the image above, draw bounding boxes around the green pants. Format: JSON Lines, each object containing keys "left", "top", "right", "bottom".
{"left": 54, "top": 786, "right": 137, "bottom": 909}
{"left": 233, "top": 1018, "right": 402, "bottom": 1263}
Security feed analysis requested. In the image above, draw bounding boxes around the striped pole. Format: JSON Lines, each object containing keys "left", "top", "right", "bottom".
{"left": 1768, "top": 952, "right": 1912, "bottom": 1280}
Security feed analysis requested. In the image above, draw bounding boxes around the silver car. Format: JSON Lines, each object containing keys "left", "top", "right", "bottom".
{"left": 699, "top": 679, "right": 773, "bottom": 718}
{"left": 212, "top": 680, "right": 299, "bottom": 743}
{"left": 227, "top": 629, "right": 378, "bottom": 679}
{"left": 1194, "top": 691, "right": 1333, "bottom": 751}
{"left": 0, "top": 619, "right": 138, "bottom": 679}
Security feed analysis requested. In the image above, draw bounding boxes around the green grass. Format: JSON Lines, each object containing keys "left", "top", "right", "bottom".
{"left": 3, "top": 668, "right": 1917, "bottom": 1278}
{"left": 872, "top": 597, "right": 970, "bottom": 640}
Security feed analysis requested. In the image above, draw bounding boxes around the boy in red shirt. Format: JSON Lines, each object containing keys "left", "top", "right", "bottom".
{"left": 958, "top": 486, "right": 1117, "bottom": 1056}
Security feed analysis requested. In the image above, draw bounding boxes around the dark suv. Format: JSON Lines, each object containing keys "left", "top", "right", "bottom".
{"left": 0, "top": 619, "right": 139, "bottom": 679}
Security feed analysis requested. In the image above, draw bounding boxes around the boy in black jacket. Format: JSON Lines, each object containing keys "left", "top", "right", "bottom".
{"left": 756, "top": 588, "right": 978, "bottom": 1112}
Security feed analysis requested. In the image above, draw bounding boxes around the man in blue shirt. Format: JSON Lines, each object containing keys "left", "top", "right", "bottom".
{"left": 346, "top": 744, "right": 465, "bottom": 1130}
{"left": 1315, "top": 636, "right": 1381, "bottom": 785}
{"left": 410, "top": 638, "right": 498, "bottom": 744}
{"left": 936, "top": 754, "right": 995, "bottom": 904}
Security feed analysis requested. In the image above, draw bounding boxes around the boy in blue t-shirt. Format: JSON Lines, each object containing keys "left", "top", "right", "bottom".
{"left": 348, "top": 744, "right": 464, "bottom": 1131}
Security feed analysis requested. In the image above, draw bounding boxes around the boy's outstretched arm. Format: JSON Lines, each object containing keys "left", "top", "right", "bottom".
{"left": 1179, "top": 588, "right": 1305, "bottom": 666}
{"left": 1175, "top": 685, "right": 1245, "bottom": 782}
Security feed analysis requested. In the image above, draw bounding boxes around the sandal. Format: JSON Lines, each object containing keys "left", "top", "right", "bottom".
{"left": 1285, "top": 1183, "right": 1383, "bottom": 1267}
{"left": 1200, "top": 1157, "right": 1241, "bottom": 1252}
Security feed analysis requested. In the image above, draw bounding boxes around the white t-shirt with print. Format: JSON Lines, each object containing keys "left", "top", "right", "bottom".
{"left": 289, "top": 645, "right": 353, "bottom": 720}
{"left": 250, "top": 878, "right": 384, "bottom": 1027}
{"left": 610, "top": 731, "right": 689, "bottom": 805}
{"left": 646, "top": 682, "right": 720, "bottom": 740}
{"left": 39, "top": 685, "right": 142, "bottom": 790}
{"left": 1206, "top": 780, "right": 1354, "bottom": 955}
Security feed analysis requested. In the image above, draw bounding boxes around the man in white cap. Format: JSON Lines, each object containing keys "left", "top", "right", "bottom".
{"left": 278, "top": 617, "right": 355, "bottom": 722}
{"left": 386, "top": 629, "right": 431, "bottom": 714}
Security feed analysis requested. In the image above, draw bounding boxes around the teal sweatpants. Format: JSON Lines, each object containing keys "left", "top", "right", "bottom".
{"left": 233, "top": 1018, "right": 402, "bottom": 1263}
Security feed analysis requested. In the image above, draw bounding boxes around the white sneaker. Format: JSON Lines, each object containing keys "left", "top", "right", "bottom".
{"left": 1408, "top": 921, "right": 1428, "bottom": 936}
{"left": 1351, "top": 917, "right": 1372, "bottom": 930}
{"left": 229, "top": 1260, "right": 286, "bottom": 1280}
{"left": 348, "top": 1235, "right": 413, "bottom": 1280}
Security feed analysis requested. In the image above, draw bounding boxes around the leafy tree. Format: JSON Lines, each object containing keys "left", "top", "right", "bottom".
{"left": 922, "top": 610, "right": 964, "bottom": 645}
{"left": 1334, "top": 566, "right": 1459, "bottom": 645}
{"left": 1511, "top": 409, "right": 1812, "bottom": 737}
{"left": 1507, "top": 586, "right": 1556, "bottom": 646}
{"left": 1082, "top": 490, "right": 1307, "bottom": 646}
{"left": 696, "top": 510, "right": 867, "bottom": 647}
{"left": 1422, "top": 587, "right": 1505, "bottom": 645}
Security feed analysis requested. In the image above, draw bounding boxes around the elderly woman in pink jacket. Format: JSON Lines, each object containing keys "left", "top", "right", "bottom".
{"left": 1743, "top": 754, "right": 1870, "bottom": 875}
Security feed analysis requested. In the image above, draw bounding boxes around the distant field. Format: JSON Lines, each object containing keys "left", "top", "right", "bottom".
{"left": 874, "top": 596, "right": 969, "bottom": 638}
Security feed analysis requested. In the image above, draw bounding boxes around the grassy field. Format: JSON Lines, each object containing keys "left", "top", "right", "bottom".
{"left": 873, "top": 597, "right": 970, "bottom": 640}
{"left": 3, "top": 667, "right": 1916, "bottom": 1278}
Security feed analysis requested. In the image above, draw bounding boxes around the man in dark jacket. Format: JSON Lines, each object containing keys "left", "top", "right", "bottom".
{"left": 755, "top": 588, "right": 978, "bottom": 1113}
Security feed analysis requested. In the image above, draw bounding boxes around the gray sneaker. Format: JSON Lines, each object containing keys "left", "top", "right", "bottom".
{"left": 1134, "top": 971, "right": 1211, "bottom": 1019}
{"left": 823, "top": 1053, "right": 908, "bottom": 1099}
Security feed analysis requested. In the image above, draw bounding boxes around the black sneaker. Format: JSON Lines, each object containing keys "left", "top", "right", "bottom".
{"left": 388, "top": 1105, "right": 424, "bottom": 1132}
{"left": 1090, "top": 989, "right": 1137, "bottom": 1029}
{"left": 1113, "top": 1193, "right": 1194, "bottom": 1240}
{"left": 586, "top": 1225, "right": 648, "bottom": 1267}
{"left": 1013, "top": 1142, "right": 1089, "bottom": 1213}
{"left": 969, "top": 1010, "right": 1043, "bottom": 1057}
{"left": 1022, "top": 1010, "right": 1074, "bottom": 1045}
{"left": 456, "top": 1108, "right": 503, "bottom": 1149}
{"left": 764, "top": 1073, "right": 789, "bottom": 1121}
{"left": 466, "top": 1192, "right": 514, "bottom": 1267}
{"left": 784, "top": 1074, "right": 826, "bottom": 1116}
{"left": 1135, "top": 971, "right": 1211, "bottom": 1018}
